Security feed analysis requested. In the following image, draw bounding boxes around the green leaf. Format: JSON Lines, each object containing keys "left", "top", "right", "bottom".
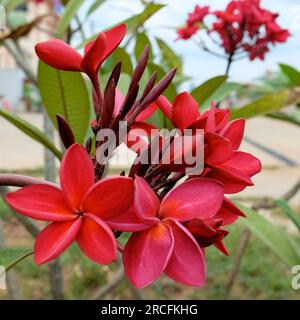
{"left": 156, "top": 37, "right": 182, "bottom": 74}
{"left": 191, "top": 76, "right": 228, "bottom": 106}
{"left": 267, "top": 112, "right": 300, "bottom": 127}
{"left": 0, "top": 248, "right": 33, "bottom": 271}
{"left": 122, "top": 3, "right": 165, "bottom": 34}
{"left": 103, "top": 47, "right": 133, "bottom": 75}
{"left": 279, "top": 64, "right": 300, "bottom": 86}
{"left": 201, "top": 82, "right": 241, "bottom": 110}
{"left": 56, "top": 0, "right": 84, "bottom": 38}
{"left": 238, "top": 203, "right": 300, "bottom": 266}
{"left": 147, "top": 62, "right": 177, "bottom": 101}
{"left": 86, "top": 0, "right": 106, "bottom": 18}
{"left": 276, "top": 199, "right": 300, "bottom": 232}
{"left": 0, "top": 109, "right": 62, "bottom": 159}
{"left": 230, "top": 90, "right": 298, "bottom": 120}
{"left": 38, "top": 61, "right": 90, "bottom": 144}
{"left": 134, "top": 32, "right": 153, "bottom": 62}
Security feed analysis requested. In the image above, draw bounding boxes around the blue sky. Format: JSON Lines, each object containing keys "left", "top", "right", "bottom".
{"left": 79, "top": 0, "right": 300, "bottom": 84}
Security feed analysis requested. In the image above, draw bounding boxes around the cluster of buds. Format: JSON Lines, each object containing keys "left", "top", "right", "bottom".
{"left": 5, "top": 24, "right": 261, "bottom": 288}
{"left": 177, "top": 0, "right": 290, "bottom": 61}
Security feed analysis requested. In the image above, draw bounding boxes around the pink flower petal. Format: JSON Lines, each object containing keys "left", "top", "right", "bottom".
{"left": 133, "top": 176, "right": 160, "bottom": 225}
{"left": 34, "top": 218, "right": 82, "bottom": 264}
{"left": 123, "top": 223, "right": 174, "bottom": 288}
{"left": 107, "top": 206, "right": 150, "bottom": 232}
{"left": 160, "top": 178, "right": 223, "bottom": 222}
{"left": 77, "top": 214, "right": 117, "bottom": 264}
{"left": 6, "top": 185, "right": 75, "bottom": 221}
{"left": 60, "top": 144, "right": 95, "bottom": 212}
{"left": 81, "top": 177, "right": 134, "bottom": 221}
{"left": 164, "top": 219, "right": 206, "bottom": 286}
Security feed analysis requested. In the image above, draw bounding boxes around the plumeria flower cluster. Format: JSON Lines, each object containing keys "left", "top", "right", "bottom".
{"left": 5, "top": 24, "right": 261, "bottom": 289}
{"left": 177, "top": 0, "right": 290, "bottom": 61}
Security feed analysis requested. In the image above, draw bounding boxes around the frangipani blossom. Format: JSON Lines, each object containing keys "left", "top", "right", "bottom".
{"left": 35, "top": 24, "right": 126, "bottom": 86}
{"left": 157, "top": 92, "right": 261, "bottom": 193}
{"left": 5, "top": 144, "right": 133, "bottom": 265}
{"left": 112, "top": 176, "right": 224, "bottom": 288}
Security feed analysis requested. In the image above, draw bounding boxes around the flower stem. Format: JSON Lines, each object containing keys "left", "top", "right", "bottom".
{"left": 0, "top": 174, "right": 57, "bottom": 188}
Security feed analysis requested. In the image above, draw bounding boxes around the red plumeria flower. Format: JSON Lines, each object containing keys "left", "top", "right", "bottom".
{"left": 5, "top": 144, "right": 133, "bottom": 265}
{"left": 111, "top": 176, "right": 224, "bottom": 288}
{"left": 187, "top": 5, "right": 209, "bottom": 25}
{"left": 176, "top": 24, "right": 199, "bottom": 40}
{"left": 156, "top": 92, "right": 261, "bottom": 193}
{"left": 35, "top": 24, "right": 126, "bottom": 86}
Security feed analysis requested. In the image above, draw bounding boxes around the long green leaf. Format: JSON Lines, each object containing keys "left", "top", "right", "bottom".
{"left": 156, "top": 37, "right": 182, "bottom": 74}
{"left": 279, "top": 64, "right": 300, "bottom": 86}
{"left": 231, "top": 89, "right": 300, "bottom": 120}
{"left": 135, "top": 32, "right": 153, "bottom": 62}
{"left": 86, "top": 0, "right": 106, "bottom": 17}
{"left": 147, "top": 62, "right": 177, "bottom": 101}
{"left": 0, "top": 248, "right": 33, "bottom": 271}
{"left": 122, "top": 3, "right": 165, "bottom": 34}
{"left": 191, "top": 76, "right": 228, "bottom": 106}
{"left": 201, "top": 82, "right": 241, "bottom": 110}
{"left": 56, "top": 0, "right": 84, "bottom": 38}
{"left": 0, "top": 109, "right": 62, "bottom": 159}
{"left": 276, "top": 199, "right": 300, "bottom": 232}
{"left": 238, "top": 203, "right": 300, "bottom": 266}
{"left": 103, "top": 47, "right": 133, "bottom": 75}
{"left": 38, "top": 61, "right": 90, "bottom": 144}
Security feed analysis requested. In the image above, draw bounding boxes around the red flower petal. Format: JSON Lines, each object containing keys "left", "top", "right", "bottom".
{"left": 164, "top": 219, "right": 206, "bottom": 287}
{"left": 133, "top": 176, "right": 160, "bottom": 225}
{"left": 214, "top": 197, "right": 245, "bottom": 226}
{"left": 220, "top": 119, "right": 245, "bottom": 150}
{"left": 214, "top": 241, "right": 229, "bottom": 256}
{"left": 156, "top": 95, "right": 172, "bottom": 119}
{"left": 77, "top": 214, "right": 117, "bottom": 264}
{"left": 229, "top": 151, "right": 262, "bottom": 177}
{"left": 6, "top": 185, "right": 75, "bottom": 221}
{"left": 34, "top": 218, "right": 82, "bottom": 264}
{"left": 172, "top": 92, "right": 200, "bottom": 131}
{"left": 107, "top": 206, "right": 150, "bottom": 232}
{"left": 136, "top": 102, "right": 158, "bottom": 122}
{"left": 102, "top": 24, "right": 126, "bottom": 61}
{"left": 205, "top": 165, "right": 254, "bottom": 194}
{"left": 205, "top": 132, "right": 233, "bottom": 165}
{"left": 82, "top": 24, "right": 126, "bottom": 80}
{"left": 81, "top": 32, "right": 107, "bottom": 80}
{"left": 160, "top": 178, "right": 223, "bottom": 222}
{"left": 81, "top": 177, "right": 134, "bottom": 220}
{"left": 60, "top": 144, "right": 95, "bottom": 212}
{"left": 35, "top": 40, "right": 83, "bottom": 71}
{"left": 123, "top": 223, "right": 174, "bottom": 288}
